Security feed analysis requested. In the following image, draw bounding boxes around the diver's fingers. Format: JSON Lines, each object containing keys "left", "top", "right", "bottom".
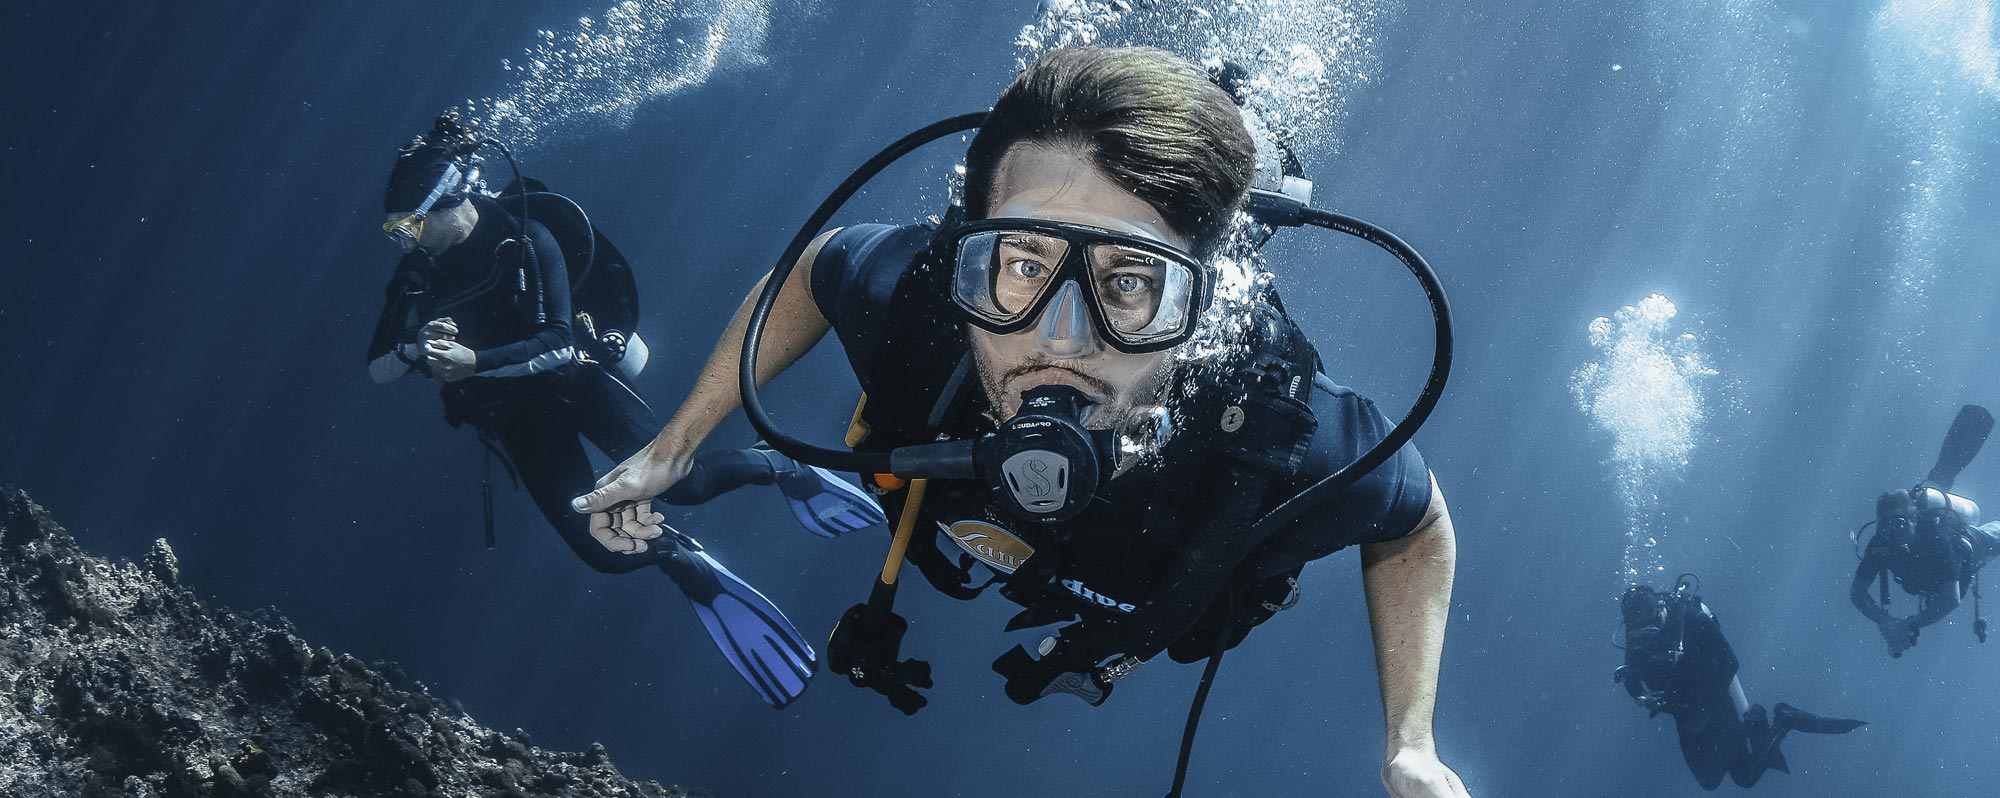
{"left": 589, "top": 523, "right": 630, "bottom": 553}
{"left": 574, "top": 474, "right": 643, "bottom": 514}
{"left": 621, "top": 506, "right": 664, "bottom": 540}
{"left": 588, "top": 508, "right": 620, "bottom": 538}
{"left": 625, "top": 537, "right": 649, "bottom": 554}
{"left": 619, "top": 506, "right": 665, "bottom": 542}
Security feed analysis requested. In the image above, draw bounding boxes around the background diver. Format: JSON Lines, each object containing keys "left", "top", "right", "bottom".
{"left": 1850, "top": 404, "right": 2000, "bottom": 657}
{"left": 573, "top": 47, "right": 1470, "bottom": 797}
{"left": 1617, "top": 577, "right": 1866, "bottom": 790}
{"left": 366, "top": 111, "right": 885, "bottom": 707}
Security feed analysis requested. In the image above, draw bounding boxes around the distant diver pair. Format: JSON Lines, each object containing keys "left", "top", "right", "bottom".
{"left": 366, "top": 110, "right": 886, "bottom": 708}
{"left": 1617, "top": 576, "right": 1866, "bottom": 790}
{"left": 1849, "top": 404, "right": 2000, "bottom": 656}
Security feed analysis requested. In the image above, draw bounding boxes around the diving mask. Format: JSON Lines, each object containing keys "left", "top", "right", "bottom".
{"left": 949, "top": 218, "right": 1209, "bottom": 354}
{"left": 381, "top": 161, "right": 470, "bottom": 248}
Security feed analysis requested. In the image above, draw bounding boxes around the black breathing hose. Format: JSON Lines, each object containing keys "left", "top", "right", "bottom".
{"left": 735, "top": 113, "right": 1454, "bottom": 798}
{"left": 737, "top": 113, "right": 1453, "bottom": 544}
{"left": 1240, "top": 207, "right": 1452, "bottom": 542}
{"left": 739, "top": 113, "right": 988, "bottom": 475}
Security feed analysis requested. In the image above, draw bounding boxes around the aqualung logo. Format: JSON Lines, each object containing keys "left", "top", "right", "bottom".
{"left": 943, "top": 520, "right": 1035, "bottom": 574}
{"left": 1062, "top": 578, "right": 1136, "bottom": 613}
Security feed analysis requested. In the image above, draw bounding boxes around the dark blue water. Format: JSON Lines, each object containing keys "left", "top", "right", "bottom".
{"left": 6, "top": 1, "right": 1998, "bottom": 796}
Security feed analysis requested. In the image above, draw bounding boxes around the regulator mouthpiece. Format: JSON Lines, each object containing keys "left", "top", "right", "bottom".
{"left": 979, "top": 385, "right": 1111, "bottom": 523}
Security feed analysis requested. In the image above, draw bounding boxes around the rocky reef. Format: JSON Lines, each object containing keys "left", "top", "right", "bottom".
{"left": 0, "top": 486, "right": 707, "bottom": 798}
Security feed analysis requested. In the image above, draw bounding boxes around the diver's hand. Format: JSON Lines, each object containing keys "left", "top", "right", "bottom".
{"left": 1383, "top": 747, "right": 1471, "bottom": 798}
{"left": 420, "top": 317, "right": 459, "bottom": 344}
{"left": 425, "top": 339, "right": 476, "bottom": 383}
{"left": 587, "top": 500, "right": 666, "bottom": 554}
{"left": 1879, "top": 617, "right": 1919, "bottom": 657}
{"left": 576, "top": 450, "right": 684, "bottom": 554}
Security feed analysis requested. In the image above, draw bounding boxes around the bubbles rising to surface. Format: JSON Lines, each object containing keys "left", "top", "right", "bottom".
{"left": 1572, "top": 294, "right": 1718, "bottom": 582}
{"left": 469, "top": 0, "right": 785, "bottom": 151}
{"left": 1016, "top": 0, "right": 1392, "bottom": 159}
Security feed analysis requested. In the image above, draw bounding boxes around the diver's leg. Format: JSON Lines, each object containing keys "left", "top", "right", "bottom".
{"left": 563, "top": 367, "right": 881, "bottom": 533}
{"left": 567, "top": 367, "right": 663, "bottom": 462}
{"left": 565, "top": 369, "right": 786, "bottom": 504}
{"left": 1972, "top": 522, "right": 2000, "bottom": 562}
{"left": 491, "top": 390, "right": 663, "bottom": 574}
{"left": 659, "top": 448, "right": 780, "bottom": 505}
{"left": 1730, "top": 703, "right": 1781, "bottom": 787}
{"left": 1674, "top": 709, "right": 1729, "bottom": 791}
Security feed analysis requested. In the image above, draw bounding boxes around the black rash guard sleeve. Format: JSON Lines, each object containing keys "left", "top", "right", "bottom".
{"left": 365, "top": 258, "right": 432, "bottom": 380}
{"left": 809, "top": 223, "right": 933, "bottom": 388}
{"left": 471, "top": 220, "right": 574, "bottom": 377}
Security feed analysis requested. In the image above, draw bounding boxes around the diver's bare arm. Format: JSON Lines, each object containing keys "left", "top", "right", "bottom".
{"left": 1361, "top": 475, "right": 1457, "bottom": 762}
{"left": 1908, "top": 583, "right": 1963, "bottom": 630}
{"left": 1849, "top": 555, "right": 1894, "bottom": 625}
{"left": 647, "top": 230, "right": 840, "bottom": 459}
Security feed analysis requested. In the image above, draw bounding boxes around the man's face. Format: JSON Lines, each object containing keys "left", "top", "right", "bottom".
{"left": 968, "top": 145, "right": 1195, "bottom": 428}
{"left": 1877, "top": 492, "right": 1917, "bottom": 540}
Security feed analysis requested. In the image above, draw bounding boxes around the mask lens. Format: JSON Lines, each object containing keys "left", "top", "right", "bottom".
{"left": 1086, "top": 243, "right": 1194, "bottom": 342}
{"left": 954, "top": 231, "right": 1069, "bottom": 324}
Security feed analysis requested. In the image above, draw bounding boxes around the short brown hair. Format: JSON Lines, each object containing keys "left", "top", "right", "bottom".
{"left": 963, "top": 47, "right": 1255, "bottom": 255}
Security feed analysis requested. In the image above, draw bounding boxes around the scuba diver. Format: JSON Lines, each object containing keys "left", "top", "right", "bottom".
{"left": 365, "top": 110, "right": 885, "bottom": 708}
{"left": 575, "top": 48, "right": 1468, "bottom": 797}
{"left": 1850, "top": 404, "right": 2000, "bottom": 657}
{"left": 1617, "top": 578, "right": 1866, "bottom": 790}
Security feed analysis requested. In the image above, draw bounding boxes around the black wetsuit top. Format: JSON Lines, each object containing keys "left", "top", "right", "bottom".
{"left": 812, "top": 222, "right": 1432, "bottom": 649}
{"left": 366, "top": 194, "right": 576, "bottom": 406}
{"left": 1623, "top": 600, "right": 1738, "bottom": 717}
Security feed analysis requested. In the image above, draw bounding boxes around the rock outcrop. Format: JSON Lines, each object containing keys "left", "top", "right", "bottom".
{"left": 0, "top": 486, "right": 707, "bottom": 798}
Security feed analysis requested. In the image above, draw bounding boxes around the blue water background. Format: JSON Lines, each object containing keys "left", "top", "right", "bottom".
{"left": 5, "top": 0, "right": 1998, "bottom": 795}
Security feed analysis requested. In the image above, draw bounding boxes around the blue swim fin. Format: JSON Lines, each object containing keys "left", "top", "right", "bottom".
{"left": 656, "top": 528, "right": 816, "bottom": 708}
{"left": 756, "top": 446, "right": 888, "bottom": 538}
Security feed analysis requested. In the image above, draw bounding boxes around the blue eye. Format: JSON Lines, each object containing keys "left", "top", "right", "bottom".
{"left": 1109, "top": 274, "right": 1151, "bottom": 294}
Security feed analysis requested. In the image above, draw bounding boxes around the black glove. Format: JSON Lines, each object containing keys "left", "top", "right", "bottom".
{"left": 827, "top": 604, "right": 933, "bottom": 715}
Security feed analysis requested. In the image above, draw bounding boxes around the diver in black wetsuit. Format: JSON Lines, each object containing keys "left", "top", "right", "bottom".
{"left": 573, "top": 49, "right": 1469, "bottom": 796}
{"left": 1617, "top": 579, "right": 1866, "bottom": 790}
{"left": 365, "top": 111, "right": 884, "bottom": 707}
{"left": 1849, "top": 405, "right": 2000, "bottom": 657}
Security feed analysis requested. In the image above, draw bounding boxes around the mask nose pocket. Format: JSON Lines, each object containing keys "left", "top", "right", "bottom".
{"left": 1036, "top": 281, "right": 1094, "bottom": 356}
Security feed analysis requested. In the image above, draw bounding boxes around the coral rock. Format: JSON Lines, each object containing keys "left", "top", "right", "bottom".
{"left": 0, "top": 486, "right": 711, "bottom": 798}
